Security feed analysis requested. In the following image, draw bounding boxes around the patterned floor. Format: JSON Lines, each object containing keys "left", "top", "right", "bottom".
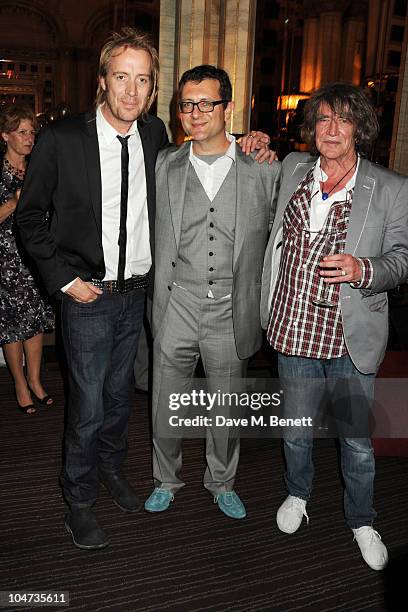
{"left": 0, "top": 365, "right": 407, "bottom": 612}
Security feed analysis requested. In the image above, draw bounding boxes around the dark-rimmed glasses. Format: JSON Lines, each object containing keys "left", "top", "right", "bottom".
{"left": 178, "top": 100, "right": 227, "bottom": 114}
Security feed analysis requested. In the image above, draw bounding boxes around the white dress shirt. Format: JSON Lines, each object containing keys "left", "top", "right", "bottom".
{"left": 309, "top": 156, "right": 370, "bottom": 287}
{"left": 97, "top": 105, "right": 150, "bottom": 280}
{"left": 309, "top": 156, "right": 359, "bottom": 237}
{"left": 189, "top": 133, "right": 236, "bottom": 200}
{"left": 61, "top": 105, "right": 150, "bottom": 291}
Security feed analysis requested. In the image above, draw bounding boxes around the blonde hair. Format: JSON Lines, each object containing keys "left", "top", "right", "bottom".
{"left": 95, "top": 27, "right": 159, "bottom": 114}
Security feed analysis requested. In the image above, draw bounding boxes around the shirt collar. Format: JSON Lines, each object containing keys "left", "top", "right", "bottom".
{"left": 96, "top": 105, "right": 138, "bottom": 145}
{"left": 313, "top": 155, "right": 360, "bottom": 191}
{"left": 189, "top": 132, "right": 236, "bottom": 164}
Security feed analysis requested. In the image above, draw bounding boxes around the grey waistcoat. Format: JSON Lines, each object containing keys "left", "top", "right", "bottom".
{"left": 175, "top": 162, "right": 237, "bottom": 299}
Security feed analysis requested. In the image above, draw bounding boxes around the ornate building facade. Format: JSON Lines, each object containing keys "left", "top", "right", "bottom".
{"left": 0, "top": 0, "right": 407, "bottom": 168}
{"left": 0, "top": 0, "right": 160, "bottom": 115}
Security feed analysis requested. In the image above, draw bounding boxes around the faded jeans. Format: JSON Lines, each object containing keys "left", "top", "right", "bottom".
{"left": 278, "top": 353, "right": 376, "bottom": 528}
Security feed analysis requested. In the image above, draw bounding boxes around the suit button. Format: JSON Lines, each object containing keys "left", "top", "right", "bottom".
{"left": 209, "top": 222, "right": 214, "bottom": 228}
{"left": 210, "top": 207, "right": 214, "bottom": 212}
{"left": 209, "top": 267, "right": 214, "bottom": 271}
{"left": 209, "top": 236, "right": 214, "bottom": 241}
{"left": 209, "top": 252, "right": 213, "bottom": 256}
{"left": 171, "top": 262, "right": 176, "bottom": 267}
{"left": 168, "top": 285, "right": 172, "bottom": 291}
{"left": 209, "top": 280, "right": 213, "bottom": 285}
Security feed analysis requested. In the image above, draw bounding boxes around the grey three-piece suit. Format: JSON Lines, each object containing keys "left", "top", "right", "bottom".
{"left": 151, "top": 142, "right": 280, "bottom": 493}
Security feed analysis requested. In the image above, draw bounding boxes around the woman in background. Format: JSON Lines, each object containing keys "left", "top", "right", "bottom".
{"left": 0, "top": 105, "right": 54, "bottom": 414}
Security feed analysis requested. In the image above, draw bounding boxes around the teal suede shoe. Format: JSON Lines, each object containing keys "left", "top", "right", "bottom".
{"left": 144, "top": 488, "right": 174, "bottom": 513}
{"left": 215, "top": 491, "right": 246, "bottom": 519}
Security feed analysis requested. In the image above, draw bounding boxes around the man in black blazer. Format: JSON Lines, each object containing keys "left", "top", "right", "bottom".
{"left": 17, "top": 28, "right": 169, "bottom": 549}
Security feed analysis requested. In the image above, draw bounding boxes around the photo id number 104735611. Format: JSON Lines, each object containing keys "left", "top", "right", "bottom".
{"left": 0, "top": 592, "right": 69, "bottom": 607}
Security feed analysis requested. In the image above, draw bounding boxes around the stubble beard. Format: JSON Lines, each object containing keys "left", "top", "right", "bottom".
{"left": 104, "top": 94, "right": 146, "bottom": 128}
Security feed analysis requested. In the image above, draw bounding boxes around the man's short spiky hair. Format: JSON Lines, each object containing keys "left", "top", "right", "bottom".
{"left": 178, "top": 64, "right": 232, "bottom": 106}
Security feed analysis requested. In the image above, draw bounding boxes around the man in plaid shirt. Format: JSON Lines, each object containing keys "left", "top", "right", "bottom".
{"left": 261, "top": 83, "right": 408, "bottom": 571}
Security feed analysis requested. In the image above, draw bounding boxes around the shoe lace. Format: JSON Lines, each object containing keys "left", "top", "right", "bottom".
{"left": 353, "top": 527, "right": 381, "bottom": 544}
{"left": 289, "top": 497, "right": 309, "bottom": 525}
{"left": 214, "top": 491, "right": 238, "bottom": 507}
{"left": 155, "top": 488, "right": 174, "bottom": 501}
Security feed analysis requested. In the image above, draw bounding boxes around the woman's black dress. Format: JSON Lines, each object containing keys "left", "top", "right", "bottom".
{"left": 0, "top": 157, "right": 54, "bottom": 345}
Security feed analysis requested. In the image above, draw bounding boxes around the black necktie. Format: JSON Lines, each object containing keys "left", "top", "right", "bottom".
{"left": 117, "top": 135, "right": 130, "bottom": 292}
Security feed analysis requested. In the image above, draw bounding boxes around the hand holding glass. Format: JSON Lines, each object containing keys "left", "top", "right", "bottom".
{"left": 313, "top": 233, "right": 341, "bottom": 308}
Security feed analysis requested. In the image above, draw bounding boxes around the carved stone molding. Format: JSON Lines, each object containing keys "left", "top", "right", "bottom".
{"left": 83, "top": 5, "right": 114, "bottom": 47}
{"left": 0, "top": 0, "right": 67, "bottom": 45}
{"left": 0, "top": 47, "right": 58, "bottom": 60}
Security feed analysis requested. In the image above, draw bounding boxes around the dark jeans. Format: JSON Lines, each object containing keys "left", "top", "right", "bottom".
{"left": 60, "top": 290, "right": 145, "bottom": 508}
{"left": 278, "top": 353, "right": 376, "bottom": 528}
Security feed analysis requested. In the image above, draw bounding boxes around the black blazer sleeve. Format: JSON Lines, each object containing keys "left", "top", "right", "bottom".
{"left": 17, "top": 113, "right": 170, "bottom": 296}
{"left": 16, "top": 124, "right": 78, "bottom": 294}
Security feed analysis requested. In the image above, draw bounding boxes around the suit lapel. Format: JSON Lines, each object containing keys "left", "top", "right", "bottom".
{"left": 345, "top": 157, "right": 375, "bottom": 255}
{"left": 278, "top": 160, "right": 315, "bottom": 221}
{"left": 269, "top": 159, "right": 315, "bottom": 245}
{"left": 81, "top": 112, "right": 102, "bottom": 237}
{"left": 167, "top": 143, "right": 190, "bottom": 250}
{"left": 234, "top": 147, "right": 255, "bottom": 267}
{"left": 138, "top": 119, "right": 155, "bottom": 223}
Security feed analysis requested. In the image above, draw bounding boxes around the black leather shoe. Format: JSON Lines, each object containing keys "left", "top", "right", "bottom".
{"left": 99, "top": 470, "right": 142, "bottom": 513}
{"left": 64, "top": 508, "right": 109, "bottom": 550}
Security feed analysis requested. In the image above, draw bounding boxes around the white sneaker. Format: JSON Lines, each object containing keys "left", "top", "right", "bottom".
{"left": 276, "top": 495, "right": 309, "bottom": 534}
{"left": 352, "top": 526, "right": 388, "bottom": 571}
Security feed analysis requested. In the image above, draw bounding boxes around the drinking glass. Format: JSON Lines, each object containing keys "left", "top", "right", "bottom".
{"left": 312, "top": 232, "right": 340, "bottom": 308}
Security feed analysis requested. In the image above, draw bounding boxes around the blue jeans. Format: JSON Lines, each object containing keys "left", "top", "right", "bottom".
{"left": 278, "top": 353, "right": 376, "bottom": 528}
{"left": 60, "top": 290, "right": 145, "bottom": 507}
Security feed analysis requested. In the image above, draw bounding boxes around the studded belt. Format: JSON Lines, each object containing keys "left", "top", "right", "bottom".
{"left": 91, "top": 274, "right": 149, "bottom": 294}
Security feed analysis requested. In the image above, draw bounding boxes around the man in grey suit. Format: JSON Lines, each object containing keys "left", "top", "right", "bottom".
{"left": 261, "top": 82, "right": 408, "bottom": 570}
{"left": 144, "top": 65, "right": 280, "bottom": 519}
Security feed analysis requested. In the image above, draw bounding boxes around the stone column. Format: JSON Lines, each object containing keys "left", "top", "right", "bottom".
{"left": 157, "top": 0, "right": 178, "bottom": 138}
{"left": 300, "top": 1, "right": 319, "bottom": 93}
{"left": 316, "top": 10, "right": 343, "bottom": 87}
{"left": 56, "top": 47, "right": 77, "bottom": 111}
{"left": 222, "top": 0, "right": 256, "bottom": 134}
{"left": 300, "top": 16, "right": 319, "bottom": 92}
{"left": 390, "top": 17, "right": 408, "bottom": 175}
{"left": 77, "top": 48, "right": 96, "bottom": 113}
{"left": 365, "top": 0, "right": 392, "bottom": 78}
{"left": 341, "top": 10, "right": 366, "bottom": 85}
{"left": 158, "top": 0, "right": 256, "bottom": 139}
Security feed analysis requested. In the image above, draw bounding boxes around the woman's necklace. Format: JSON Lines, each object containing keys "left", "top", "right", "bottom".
{"left": 4, "top": 156, "right": 25, "bottom": 180}
{"left": 321, "top": 159, "right": 357, "bottom": 201}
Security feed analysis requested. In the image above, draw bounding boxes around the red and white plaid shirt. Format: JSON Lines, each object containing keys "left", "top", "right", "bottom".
{"left": 267, "top": 168, "right": 355, "bottom": 359}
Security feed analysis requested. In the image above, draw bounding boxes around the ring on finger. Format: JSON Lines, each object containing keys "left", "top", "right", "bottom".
{"left": 341, "top": 270, "right": 346, "bottom": 277}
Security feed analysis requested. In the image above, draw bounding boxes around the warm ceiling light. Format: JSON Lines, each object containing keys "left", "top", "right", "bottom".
{"left": 277, "top": 94, "right": 309, "bottom": 111}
